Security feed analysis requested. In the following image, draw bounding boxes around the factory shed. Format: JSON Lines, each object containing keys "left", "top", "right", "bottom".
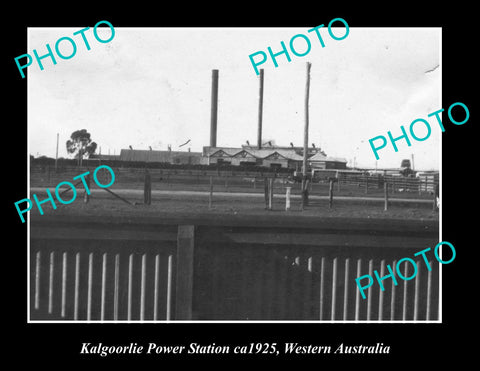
{"left": 230, "top": 150, "right": 260, "bottom": 166}
{"left": 119, "top": 149, "right": 202, "bottom": 164}
{"left": 204, "top": 148, "right": 240, "bottom": 165}
{"left": 261, "top": 150, "right": 304, "bottom": 169}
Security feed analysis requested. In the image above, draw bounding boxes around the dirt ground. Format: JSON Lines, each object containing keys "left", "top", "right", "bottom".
{"left": 26, "top": 188, "right": 439, "bottom": 222}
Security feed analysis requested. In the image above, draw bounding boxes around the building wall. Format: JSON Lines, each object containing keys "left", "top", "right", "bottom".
{"left": 231, "top": 157, "right": 257, "bottom": 166}
{"left": 326, "top": 161, "right": 347, "bottom": 170}
{"left": 310, "top": 160, "right": 347, "bottom": 170}
{"left": 262, "top": 159, "right": 288, "bottom": 168}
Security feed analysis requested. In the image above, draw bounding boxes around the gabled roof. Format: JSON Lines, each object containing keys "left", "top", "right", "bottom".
{"left": 209, "top": 148, "right": 242, "bottom": 157}
{"left": 262, "top": 149, "right": 304, "bottom": 161}
{"left": 205, "top": 147, "right": 305, "bottom": 161}
{"left": 232, "top": 150, "right": 257, "bottom": 158}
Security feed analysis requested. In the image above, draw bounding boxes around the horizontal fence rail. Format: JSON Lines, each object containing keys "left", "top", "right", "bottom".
{"left": 31, "top": 165, "right": 438, "bottom": 194}
{"left": 30, "top": 216, "right": 439, "bottom": 321}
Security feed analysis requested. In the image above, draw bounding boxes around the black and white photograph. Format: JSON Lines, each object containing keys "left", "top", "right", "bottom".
{"left": 26, "top": 26, "right": 441, "bottom": 322}
{"left": 7, "top": 6, "right": 475, "bottom": 365}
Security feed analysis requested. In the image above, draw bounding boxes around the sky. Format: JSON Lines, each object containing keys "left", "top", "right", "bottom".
{"left": 28, "top": 26, "right": 441, "bottom": 170}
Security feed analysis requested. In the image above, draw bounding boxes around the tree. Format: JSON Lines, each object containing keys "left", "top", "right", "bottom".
{"left": 66, "top": 129, "right": 97, "bottom": 166}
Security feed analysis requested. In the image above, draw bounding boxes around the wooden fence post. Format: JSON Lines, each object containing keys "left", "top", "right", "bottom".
{"left": 329, "top": 179, "right": 334, "bottom": 209}
{"left": 175, "top": 225, "right": 195, "bottom": 320}
{"left": 302, "top": 178, "right": 310, "bottom": 209}
{"left": 285, "top": 186, "right": 291, "bottom": 211}
{"left": 264, "top": 177, "right": 269, "bottom": 209}
{"left": 268, "top": 178, "right": 274, "bottom": 210}
{"left": 384, "top": 177, "right": 389, "bottom": 211}
{"left": 84, "top": 173, "right": 91, "bottom": 203}
{"left": 209, "top": 176, "right": 213, "bottom": 209}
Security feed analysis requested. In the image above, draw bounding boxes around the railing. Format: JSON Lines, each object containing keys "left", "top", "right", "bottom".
{"left": 30, "top": 223, "right": 178, "bottom": 321}
{"left": 30, "top": 216, "right": 439, "bottom": 321}
{"left": 314, "top": 169, "right": 439, "bottom": 195}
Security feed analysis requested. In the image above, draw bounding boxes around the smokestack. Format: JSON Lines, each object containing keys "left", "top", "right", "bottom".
{"left": 210, "top": 69, "right": 219, "bottom": 148}
{"left": 257, "top": 69, "right": 264, "bottom": 149}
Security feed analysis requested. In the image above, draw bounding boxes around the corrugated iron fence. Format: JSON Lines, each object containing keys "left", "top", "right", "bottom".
{"left": 30, "top": 217, "right": 439, "bottom": 321}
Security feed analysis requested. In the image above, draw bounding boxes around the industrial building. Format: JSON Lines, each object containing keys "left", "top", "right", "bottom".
{"left": 203, "top": 145, "right": 346, "bottom": 170}
{"left": 91, "top": 145, "right": 346, "bottom": 170}
{"left": 91, "top": 68, "right": 347, "bottom": 171}
{"left": 118, "top": 149, "right": 202, "bottom": 165}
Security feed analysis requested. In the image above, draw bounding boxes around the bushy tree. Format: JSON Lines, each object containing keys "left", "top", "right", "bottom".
{"left": 66, "top": 129, "right": 97, "bottom": 166}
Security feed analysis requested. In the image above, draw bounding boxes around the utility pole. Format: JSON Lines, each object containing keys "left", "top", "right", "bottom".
{"left": 302, "top": 62, "right": 312, "bottom": 210}
{"left": 55, "top": 133, "right": 59, "bottom": 172}
{"left": 257, "top": 68, "right": 264, "bottom": 149}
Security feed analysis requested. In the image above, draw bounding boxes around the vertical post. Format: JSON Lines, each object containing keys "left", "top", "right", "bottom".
{"left": 55, "top": 133, "right": 59, "bottom": 173}
{"left": 331, "top": 257, "right": 337, "bottom": 321}
{"left": 264, "top": 177, "right": 269, "bottom": 209}
{"left": 302, "top": 62, "right": 312, "bottom": 210}
{"left": 302, "top": 178, "right": 310, "bottom": 208}
{"left": 319, "top": 257, "right": 325, "bottom": 320}
{"left": 366, "top": 259, "right": 373, "bottom": 320}
{"left": 426, "top": 260, "right": 432, "bottom": 320}
{"left": 390, "top": 259, "right": 397, "bottom": 321}
{"left": 384, "top": 172, "right": 389, "bottom": 211}
{"left": 285, "top": 186, "right": 291, "bottom": 211}
{"left": 413, "top": 261, "right": 420, "bottom": 321}
{"left": 257, "top": 68, "right": 264, "bottom": 149}
{"left": 268, "top": 178, "right": 274, "bottom": 210}
{"left": 355, "top": 258, "right": 361, "bottom": 321}
{"left": 209, "top": 176, "right": 213, "bottom": 209}
{"left": 378, "top": 260, "right": 385, "bottom": 321}
{"left": 365, "top": 175, "right": 368, "bottom": 194}
{"left": 329, "top": 179, "right": 334, "bottom": 209}
{"left": 343, "top": 258, "right": 350, "bottom": 321}
{"left": 175, "top": 225, "right": 195, "bottom": 320}
{"left": 83, "top": 173, "right": 90, "bottom": 203}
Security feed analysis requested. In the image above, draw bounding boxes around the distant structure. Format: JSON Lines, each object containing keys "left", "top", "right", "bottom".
{"left": 203, "top": 145, "right": 347, "bottom": 170}
{"left": 118, "top": 149, "right": 201, "bottom": 165}
{"left": 203, "top": 68, "right": 346, "bottom": 170}
{"left": 90, "top": 68, "right": 348, "bottom": 170}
